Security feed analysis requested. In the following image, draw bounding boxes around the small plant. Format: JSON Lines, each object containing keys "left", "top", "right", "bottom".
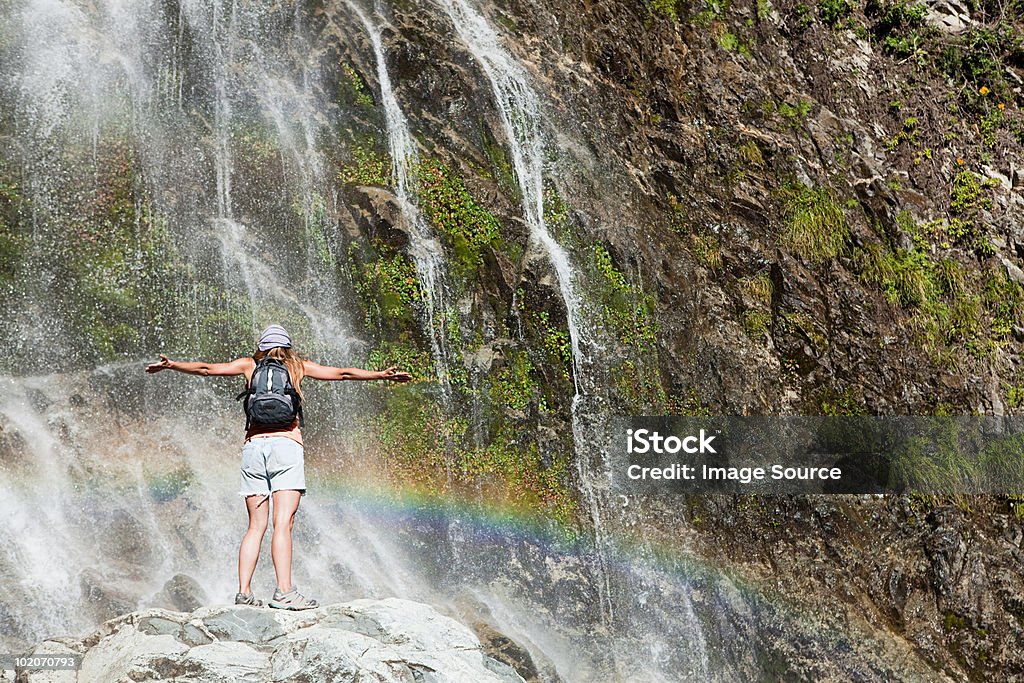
{"left": 691, "top": 232, "right": 723, "bottom": 270}
{"left": 742, "top": 309, "right": 772, "bottom": 338}
{"left": 340, "top": 62, "right": 374, "bottom": 108}
{"left": 819, "top": 0, "right": 852, "bottom": 26}
{"left": 778, "top": 99, "right": 813, "bottom": 124}
{"left": 737, "top": 140, "right": 765, "bottom": 166}
{"left": 339, "top": 144, "right": 392, "bottom": 187}
{"left": 779, "top": 183, "right": 849, "bottom": 262}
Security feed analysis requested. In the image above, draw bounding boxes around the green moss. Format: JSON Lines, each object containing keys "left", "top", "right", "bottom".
{"left": 779, "top": 311, "right": 828, "bottom": 351}
{"left": 293, "top": 192, "right": 335, "bottom": 268}
{"left": 690, "top": 231, "right": 723, "bottom": 270}
{"left": 1007, "top": 384, "right": 1024, "bottom": 409}
{"left": 0, "top": 175, "right": 28, "bottom": 283}
{"left": 489, "top": 351, "right": 537, "bottom": 414}
{"left": 740, "top": 272, "right": 774, "bottom": 307}
{"left": 650, "top": 0, "right": 681, "bottom": 21}
{"left": 983, "top": 272, "right": 1024, "bottom": 340}
{"left": 944, "top": 612, "right": 968, "bottom": 631}
{"left": 542, "top": 184, "right": 571, "bottom": 242}
{"left": 232, "top": 120, "right": 278, "bottom": 168}
{"left": 777, "top": 99, "right": 813, "bottom": 124}
{"left": 948, "top": 170, "right": 998, "bottom": 252}
{"left": 779, "top": 183, "right": 849, "bottom": 262}
{"left": 737, "top": 140, "right": 764, "bottom": 166}
{"left": 416, "top": 159, "right": 501, "bottom": 279}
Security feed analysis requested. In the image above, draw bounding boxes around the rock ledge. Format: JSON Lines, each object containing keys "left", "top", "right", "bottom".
{"left": 15, "top": 598, "right": 526, "bottom": 683}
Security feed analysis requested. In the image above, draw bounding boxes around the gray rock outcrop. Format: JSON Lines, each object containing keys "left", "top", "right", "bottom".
{"left": 11, "top": 598, "right": 526, "bottom": 683}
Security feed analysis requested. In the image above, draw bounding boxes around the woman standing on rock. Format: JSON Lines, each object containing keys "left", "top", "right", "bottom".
{"left": 145, "top": 324, "right": 412, "bottom": 610}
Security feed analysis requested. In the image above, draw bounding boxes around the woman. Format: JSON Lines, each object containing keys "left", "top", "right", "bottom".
{"left": 145, "top": 324, "right": 412, "bottom": 610}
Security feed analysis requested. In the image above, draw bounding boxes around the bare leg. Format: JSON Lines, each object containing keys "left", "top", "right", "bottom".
{"left": 270, "top": 490, "right": 301, "bottom": 592}
{"left": 238, "top": 494, "right": 270, "bottom": 594}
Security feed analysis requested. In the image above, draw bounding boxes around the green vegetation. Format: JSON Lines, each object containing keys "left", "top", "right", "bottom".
{"left": 490, "top": 350, "right": 539, "bottom": 414}
{"left": 416, "top": 159, "right": 501, "bottom": 279}
{"left": 231, "top": 121, "right": 278, "bottom": 168}
{"left": 650, "top": 0, "right": 681, "bottom": 21}
{"left": 938, "top": 25, "right": 1023, "bottom": 110}
{"left": 948, "top": 170, "right": 999, "bottom": 253}
{"left": 818, "top": 0, "right": 852, "bottom": 26}
{"left": 739, "top": 271, "right": 774, "bottom": 340}
{"left": 886, "top": 116, "right": 920, "bottom": 151}
{"left": 590, "top": 244, "right": 659, "bottom": 350}
{"left": 690, "top": 232, "right": 723, "bottom": 270}
{"left": 367, "top": 379, "right": 577, "bottom": 527}
{"left": 818, "top": 387, "right": 868, "bottom": 415}
{"left": 340, "top": 62, "right": 374, "bottom": 108}
{"left": 779, "top": 310, "right": 828, "bottom": 352}
{"left": 890, "top": 421, "right": 1024, "bottom": 500}
{"left": 1006, "top": 384, "right": 1024, "bottom": 409}
{"left": 665, "top": 387, "right": 714, "bottom": 416}
{"left": 367, "top": 340, "right": 434, "bottom": 382}
{"left": 777, "top": 99, "right": 813, "bottom": 125}
{"left": 779, "top": 183, "right": 849, "bottom": 262}
{"left": 338, "top": 143, "right": 393, "bottom": 187}
{"left": 866, "top": 0, "right": 928, "bottom": 50}
{"left": 614, "top": 358, "right": 669, "bottom": 412}
{"left": 737, "top": 140, "right": 764, "bottom": 166}
{"left": 855, "top": 202, "right": 1024, "bottom": 364}
{"left": 350, "top": 241, "right": 423, "bottom": 331}
{"left": 742, "top": 309, "right": 772, "bottom": 338}
{"left": 146, "top": 465, "right": 194, "bottom": 502}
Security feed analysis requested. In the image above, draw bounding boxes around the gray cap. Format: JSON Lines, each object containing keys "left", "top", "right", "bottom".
{"left": 258, "top": 324, "right": 292, "bottom": 351}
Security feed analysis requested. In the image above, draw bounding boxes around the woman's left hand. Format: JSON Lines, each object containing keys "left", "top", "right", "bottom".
{"left": 379, "top": 366, "right": 413, "bottom": 382}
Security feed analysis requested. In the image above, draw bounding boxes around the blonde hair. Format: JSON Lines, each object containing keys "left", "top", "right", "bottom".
{"left": 253, "top": 346, "right": 305, "bottom": 399}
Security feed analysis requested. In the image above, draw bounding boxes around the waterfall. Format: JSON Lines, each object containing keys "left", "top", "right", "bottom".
{"left": 436, "top": 0, "right": 614, "bottom": 622}
{"left": 346, "top": 0, "right": 454, "bottom": 392}
{"left": 0, "top": 0, "right": 716, "bottom": 679}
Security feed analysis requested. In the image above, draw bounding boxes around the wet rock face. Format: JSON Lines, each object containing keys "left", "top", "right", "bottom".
{"left": 20, "top": 598, "right": 527, "bottom": 683}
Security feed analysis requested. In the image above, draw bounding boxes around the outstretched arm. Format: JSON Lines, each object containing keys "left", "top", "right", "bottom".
{"left": 302, "top": 360, "right": 412, "bottom": 382}
{"left": 145, "top": 355, "right": 253, "bottom": 377}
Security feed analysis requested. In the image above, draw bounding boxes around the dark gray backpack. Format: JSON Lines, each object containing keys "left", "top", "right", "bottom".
{"left": 236, "top": 357, "right": 303, "bottom": 429}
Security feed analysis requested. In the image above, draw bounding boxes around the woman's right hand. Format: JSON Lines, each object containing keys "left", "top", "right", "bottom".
{"left": 146, "top": 355, "right": 173, "bottom": 373}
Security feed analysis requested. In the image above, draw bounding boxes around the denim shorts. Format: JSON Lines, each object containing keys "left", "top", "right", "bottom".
{"left": 240, "top": 436, "right": 306, "bottom": 497}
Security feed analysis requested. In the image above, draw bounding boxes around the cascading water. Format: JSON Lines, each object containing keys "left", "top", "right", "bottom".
{"left": 436, "top": 0, "right": 615, "bottom": 620}
{"left": 0, "top": 0, "right": 721, "bottom": 680}
{"left": 345, "top": 0, "right": 454, "bottom": 392}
